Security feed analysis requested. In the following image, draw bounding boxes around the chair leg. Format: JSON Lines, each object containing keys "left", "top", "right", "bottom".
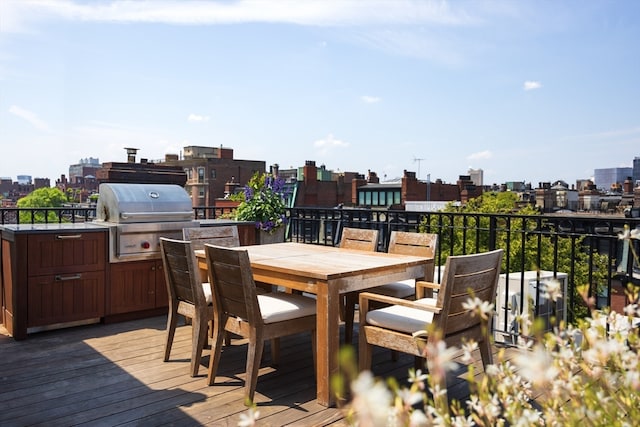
{"left": 245, "top": 332, "right": 265, "bottom": 405}
{"left": 478, "top": 339, "right": 493, "bottom": 366}
{"left": 344, "top": 293, "right": 358, "bottom": 344}
{"left": 358, "top": 329, "right": 373, "bottom": 372}
{"left": 270, "top": 338, "right": 280, "bottom": 366}
{"left": 206, "top": 316, "right": 227, "bottom": 386}
{"left": 190, "top": 313, "right": 209, "bottom": 377}
{"left": 164, "top": 306, "right": 178, "bottom": 362}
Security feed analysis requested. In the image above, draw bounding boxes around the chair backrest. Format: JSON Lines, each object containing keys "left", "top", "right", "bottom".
{"left": 433, "top": 249, "right": 503, "bottom": 340}
{"left": 388, "top": 231, "right": 438, "bottom": 281}
{"left": 388, "top": 231, "right": 437, "bottom": 257}
{"left": 204, "top": 244, "right": 261, "bottom": 325}
{"left": 160, "top": 237, "right": 208, "bottom": 307}
{"left": 339, "top": 227, "right": 379, "bottom": 252}
{"left": 183, "top": 226, "right": 240, "bottom": 251}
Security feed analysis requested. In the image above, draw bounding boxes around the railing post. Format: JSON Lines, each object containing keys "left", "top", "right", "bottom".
{"left": 488, "top": 215, "right": 497, "bottom": 251}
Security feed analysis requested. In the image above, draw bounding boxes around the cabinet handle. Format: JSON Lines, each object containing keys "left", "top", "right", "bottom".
{"left": 56, "top": 234, "right": 82, "bottom": 240}
{"left": 55, "top": 274, "right": 82, "bottom": 281}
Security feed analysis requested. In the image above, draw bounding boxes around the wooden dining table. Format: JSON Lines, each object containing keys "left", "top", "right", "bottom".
{"left": 195, "top": 241, "right": 432, "bottom": 407}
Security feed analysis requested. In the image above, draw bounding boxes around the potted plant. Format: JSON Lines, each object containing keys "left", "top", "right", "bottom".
{"left": 234, "top": 172, "right": 288, "bottom": 244}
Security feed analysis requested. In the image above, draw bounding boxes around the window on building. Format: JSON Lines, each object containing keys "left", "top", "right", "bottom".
{"left": 359, "top": 192, "right": 365, "bottom": 205}
{"left": 198, "top": 188, "right": 205, "bottom": 198}
{"left": 197, "top": 167, "right": 205, "bottom": 183}
{"left": 184, "top": 168, "right": 192, "bottom": 180}
{"left": 379, "top": 191, "right": 386, "bottom": 206}
{"left": 394, "top": 191, "right": 401, "bottom": 205}
{"left": 372, "top": 192, "right": 379, "bottom": 206}
{"left": 211, "top": 169, "right": 216, "bottom": 179}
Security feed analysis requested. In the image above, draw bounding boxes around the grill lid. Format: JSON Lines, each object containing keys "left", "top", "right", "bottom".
{"left": 95, "top": 183, "right": 194, "bottom": 223}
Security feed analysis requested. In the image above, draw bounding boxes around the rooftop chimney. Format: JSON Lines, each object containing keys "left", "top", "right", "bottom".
{"left": 125, "top": 147, "right": 139, "bottom": 163}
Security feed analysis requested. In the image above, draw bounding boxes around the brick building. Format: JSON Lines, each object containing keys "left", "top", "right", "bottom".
{"left": 352, "top": 170, "right": 482, "bottom": 209}
{"left": 159, "top": 145, "right": 265, "bottom": 208}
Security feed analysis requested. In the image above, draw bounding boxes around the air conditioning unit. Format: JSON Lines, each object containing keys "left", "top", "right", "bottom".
{"left": 494, "top": 270, "right": 568, "bottom": 343}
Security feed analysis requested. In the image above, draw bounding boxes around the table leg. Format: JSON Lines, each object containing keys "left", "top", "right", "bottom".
{"left": 315, "top": 281, "right": 339, "bottom": 407}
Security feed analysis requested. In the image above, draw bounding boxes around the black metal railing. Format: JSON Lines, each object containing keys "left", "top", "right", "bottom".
{"left": 3, "top": 205, "right": 638, "bottom": 343}
{"left": 285, "top": 207, "right": 640, "bottom": 343}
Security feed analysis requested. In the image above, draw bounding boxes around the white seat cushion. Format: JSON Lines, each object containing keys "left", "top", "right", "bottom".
{"left": 369, "top": 279, "right": 415, "bottom": 299}
{"left": 258, "top": 292, "right": 316, "bottom": 324}
{"left": 365, "top": 298, "right": 437, "bottom": 334}
{"left": 202, "top": 282, "right": 213, "bottom": 304}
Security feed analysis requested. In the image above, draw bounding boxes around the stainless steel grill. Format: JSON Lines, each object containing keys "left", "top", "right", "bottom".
{"left": 94, "top": 183, "right": 199, "bottom": 262}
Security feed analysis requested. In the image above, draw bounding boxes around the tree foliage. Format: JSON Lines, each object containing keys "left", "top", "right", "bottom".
{"left": 17, "top": 187, "right": 68, "bottom": 223}
{"left": 420, "top": 191, "right": 608, "bottom": 321}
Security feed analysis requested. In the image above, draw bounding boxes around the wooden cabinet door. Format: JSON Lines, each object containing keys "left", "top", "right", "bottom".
{"left": 28, "top": 232, "right": 106, "bottom": 276}
{"left": 28, "top": 271, "right": 105, "bottom": 327}
{"left": 108, "top": 261, "right": 157, "bottom": 315}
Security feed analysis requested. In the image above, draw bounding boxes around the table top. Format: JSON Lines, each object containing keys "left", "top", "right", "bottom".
{"left": 195, "top": 242, "right": 431, "bottom": 281}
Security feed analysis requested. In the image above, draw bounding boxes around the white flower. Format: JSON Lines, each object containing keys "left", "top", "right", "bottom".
{"left": 514, "top": 345, "right": 558, "bottom": 386}
{"left": 408, "top": 369, "right": 428, "bottom": 390}
{"left": 425, "top": 340, "right": 459, "bottom": 375}
{"left": 350, "top": 371, "right": 393, "bottom": 426}
{"left": 462, "top": 297, "right": 494, "bottom": 320}
{"left": 460, "top": 341, "right": 478, "bottom": 363}
{"left": 618, "top": 226, "right": 640, "bottom": 240}
{"left": 409, "top": 409, "right": 429, "bottom": 426}
{"left": 540, "top": 279, "right": 563, "bottom": 302}
{"left": 237, "top": 407, "right": 260, "bottom": 427}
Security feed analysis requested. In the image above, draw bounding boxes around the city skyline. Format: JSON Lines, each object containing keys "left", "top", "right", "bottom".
{"left": 2, "top": 1, "right": 640, "bottom": 186}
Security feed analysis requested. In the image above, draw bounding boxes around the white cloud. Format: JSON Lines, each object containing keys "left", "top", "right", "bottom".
{"left": 188, "top": 113, "right": 210, "bottom": 122}
{"left": 361, "top": 95, "right": 381, "bottom": 104}
{"left": 8, "top": 105, "right": 51, "bottom": 132}
{"left": 1, "top": 0, "right": 478, "bottom": 29}
{"left": 523, "top": 80, "right": 542, "bottom": 91}
{"left": 467, "top": 150, "right": 492, "bottom": 160}
{"left": 314, "top": 134, "right": 349, "bottom": 156}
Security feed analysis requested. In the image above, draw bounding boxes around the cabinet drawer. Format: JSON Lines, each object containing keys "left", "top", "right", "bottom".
{"left": 28, "top": 232, "right": 106, "bottom": 276}
{"left": 28, "top": 271, "right": 105, "bottom": 327}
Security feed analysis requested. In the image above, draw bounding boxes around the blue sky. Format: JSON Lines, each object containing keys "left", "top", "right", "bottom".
{"left": 1, "top": 0, "right": 639, "bottom": 187}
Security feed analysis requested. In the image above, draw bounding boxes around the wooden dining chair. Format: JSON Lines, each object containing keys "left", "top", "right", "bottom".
{"left": 160, "top": 237, "right": 213, "bottom": 377}
{"left": 343, "top": 231, "right": 438, "bottom": 346}
{"left": 371, "top": 231, "right": 438, "bottom": 298}
{"left": 339, "top": 227, "right": 379, "bottom": 343}
{"left": 204, "top": 243, "right": 317, "bottom": 405}
{"left": 359, "top": 249, "right": 503, "bottom": 395}
{"left": 183, "top": 225, "right": 240, "bottom": 251}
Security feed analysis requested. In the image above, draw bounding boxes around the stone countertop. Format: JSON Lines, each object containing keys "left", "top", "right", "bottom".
{"left": 0, "top": 222, "right": 109, "bottom": 234}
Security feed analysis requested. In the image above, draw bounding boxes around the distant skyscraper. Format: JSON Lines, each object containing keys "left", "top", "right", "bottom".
{"left": 16, "top": 175, "right": 32, "bottom": 185}
{"left": 633, "top": 157, "right": 640, "bottom": 185}
{"left": 468, "top": 168, "right": 483, "bottom": 187}
{"left": 593, "top": 167, "right": 633, "bottom": 192}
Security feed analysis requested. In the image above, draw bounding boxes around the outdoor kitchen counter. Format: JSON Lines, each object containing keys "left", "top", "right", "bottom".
{"left": 0, "top": 222, "right": 109, "bottom": 233}
{"left": 1, "top": 224, "right": 109, "bottom": 340}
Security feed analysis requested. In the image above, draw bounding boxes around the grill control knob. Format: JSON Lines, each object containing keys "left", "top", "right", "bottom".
{"left": 141, "top": 241, "right": 151, "bottom": 249}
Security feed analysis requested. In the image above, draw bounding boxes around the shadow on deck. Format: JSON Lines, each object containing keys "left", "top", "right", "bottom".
{"left": 0, "top": 316, "right": 522, "bottom": 426}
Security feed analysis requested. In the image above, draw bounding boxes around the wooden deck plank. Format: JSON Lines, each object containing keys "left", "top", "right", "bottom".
{"left": 0, "top": 314, "right": 520, "bottom": 426}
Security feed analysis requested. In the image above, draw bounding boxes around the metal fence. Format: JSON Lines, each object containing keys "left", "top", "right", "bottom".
{"left": 3, "top": 205, "right": 639, "bottom": 343}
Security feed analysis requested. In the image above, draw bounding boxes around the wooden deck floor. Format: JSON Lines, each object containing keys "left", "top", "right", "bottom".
{"left": 0, "top": 316, "right": 520, "bottom": 426}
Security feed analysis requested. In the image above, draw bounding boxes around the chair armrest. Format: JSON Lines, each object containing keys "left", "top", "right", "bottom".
{"left": 358, "top": 291, "right": 441, "bottom": 318}
{"left": 416, "top": 280, "right": 440, "bottom": 299}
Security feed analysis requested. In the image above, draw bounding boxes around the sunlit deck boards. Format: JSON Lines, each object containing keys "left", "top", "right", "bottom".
{"left": 0, "top": 316, "right": 517, "bottom": 426}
